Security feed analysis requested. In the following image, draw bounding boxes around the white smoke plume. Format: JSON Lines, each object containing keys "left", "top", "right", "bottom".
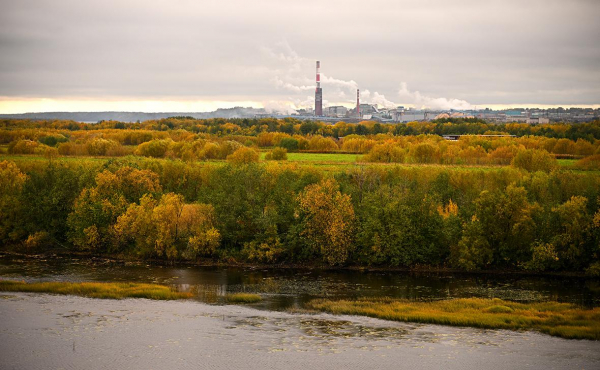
{"left": 263, "top": 100, "right": 299, "bottom": 114}
{"left": 360, "top": 90, "right": 397, "bottom": 109}
{"left": 398, "top": 82, "right": 472, "bottom": 110}
{"left": 261, "top": 42, "right": 472, "bottom": 111}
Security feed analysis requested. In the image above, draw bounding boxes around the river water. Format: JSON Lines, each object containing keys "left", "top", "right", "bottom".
{"left": 1, "top": 255, "right": 600, "bottom": 370}
{"left": 1, "top": 255, "right": 599, "bottom": 309}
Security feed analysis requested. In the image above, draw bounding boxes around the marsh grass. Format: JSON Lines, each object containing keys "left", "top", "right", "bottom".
{"left": 0, "top": 280, "right": 192, "bottom": 300}
{"left": 305, "top": 297, "right": 600, "bottom": 340}
{"left": 226, "top": 293, "right": 262, "bottom": 303}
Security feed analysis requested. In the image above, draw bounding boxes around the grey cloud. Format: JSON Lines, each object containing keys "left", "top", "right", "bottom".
{"left": 0, "top": 0, "right": 598, "bottom": 107}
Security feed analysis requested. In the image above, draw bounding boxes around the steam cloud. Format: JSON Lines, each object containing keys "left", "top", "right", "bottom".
{"left": 398, "top": 82, "right": 472, "bottom": 110}
{"left": 262, "top": 42, "right": 472, "bottom": 112}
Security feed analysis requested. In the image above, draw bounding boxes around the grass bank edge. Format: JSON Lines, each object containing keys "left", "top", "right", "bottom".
{"left": 0, "top": 280, "right": 192, "bottom": 300}
{"left": 305, "top": 297, "right": 600, "bottom": 340}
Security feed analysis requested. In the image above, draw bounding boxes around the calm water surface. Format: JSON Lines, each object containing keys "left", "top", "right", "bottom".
{"left": 1, "top": 255, "right": 599, "bottom": 309}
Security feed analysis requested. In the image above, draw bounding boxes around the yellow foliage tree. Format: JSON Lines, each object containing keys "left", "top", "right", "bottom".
{"left": 112, "top": 193, "right": 220, "bottom": 259}
{"left": 0, "top": 161, "right": 28, "bottom": 243}
{"left": 297, "top": 178, "right": 355, "bottom": 265}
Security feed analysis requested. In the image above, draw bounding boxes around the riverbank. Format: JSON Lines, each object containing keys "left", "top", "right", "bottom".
{"left": 1, "top": 292, "right": 599, "bottom": 370}
{"left": 0, "top": 280, "right": 192, "bottom": 300}
{"left": 1, "top": 250, "right": 594, "bottom": 278}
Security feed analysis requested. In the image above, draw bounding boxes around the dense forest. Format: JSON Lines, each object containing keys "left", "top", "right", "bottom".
{"left": 1, "top": 118, "right": 599, "bottom": 274}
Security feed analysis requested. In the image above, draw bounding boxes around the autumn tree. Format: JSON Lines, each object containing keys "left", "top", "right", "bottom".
{"left": 297, "top": 178, "right": 355, "bottom": 265}
{"left": 511, "top": 148, "right": 558, "bottom": 172}
{"left": 0, "top": 161, "right": 27, "bottom": 244}
{"left": 112, "top": 193, "right": 220, "bottom": 259}
{"left": 134, "top": 139, "right": 173, "bottom": 158}
{"left": 67, "top": 166, "right": 162, "bottom": 252}
{"left": 363, "top": 142, "right": 405, "bottom": 163}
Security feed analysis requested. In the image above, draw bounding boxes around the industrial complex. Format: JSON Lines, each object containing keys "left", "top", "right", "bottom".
{"left": 294, "top": 61, "right": 599, "bottom": 124}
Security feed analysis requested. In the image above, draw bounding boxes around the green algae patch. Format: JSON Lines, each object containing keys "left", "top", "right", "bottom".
{"left": 226, "top": 293, "right": 262, "bottom": 303}
{"left": 305, "top": 297, "right": 600, "bottom": 340}
{"left": 0, "top": 280, "right": 193, "bottom": 300}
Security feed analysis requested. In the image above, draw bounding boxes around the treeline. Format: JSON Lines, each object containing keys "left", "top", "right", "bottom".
{"left": 2, "top": 118, "right": 600, "bottom": 141}
{"left": 1, "top": 158, "right": 599, "bottom": 274}
{"left": 3, "top": 127, "right": 600, "bottom": 170}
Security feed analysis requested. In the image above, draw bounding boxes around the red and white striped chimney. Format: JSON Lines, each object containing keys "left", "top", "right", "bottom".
{"left": 357, "top": 89, "right": 360, "bottom": 117}
{"left": 314, "top": 61, "right": 323, "bottom": 116}
{"left": 316, "top": 61, "right": 321, "bottom": 89}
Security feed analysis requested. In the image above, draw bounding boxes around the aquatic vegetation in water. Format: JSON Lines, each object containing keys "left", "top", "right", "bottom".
{"left": 226, "top": 293, "right": 262, "bottom": 303}
{"left": 0, "top": 280, "right": 192, "bottom": 300}
{"left": 305, "top": 297, "right": 600, "bottom": 340}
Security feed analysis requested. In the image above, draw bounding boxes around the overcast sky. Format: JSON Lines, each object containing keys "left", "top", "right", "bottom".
{"left": 0, "top": 0, "right": 599, "bottom": 113}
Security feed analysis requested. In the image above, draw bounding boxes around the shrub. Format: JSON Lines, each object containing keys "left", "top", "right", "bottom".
{"left": 409, "top": 142, "right": 439, "bottom": 163}
{"left": 308, "top": 135, "right": 338, "bottom": 152}
{"left": 363, "top": 142, "right": 405, "bottom": 163}
{"left": 134, "top": 139, "right": 172, "bottom": 158}
{"left": 574, "top": 154, "right": 600, "bottom": 171}
{"left": 226, "top": 147, "right": 259, "bottom": 164}
{"left": 23, "top": 231, "right": 52, "bottom": 252}
{"left": 219, "top": 140, "right": 244, "bottom": 158}
{"left": 200, "top": 142, "right": 221, "bottom": 159}
{"left": 265, "top": 147, "right": 288, "bottom": 161}
{"left": 242, "top": 240, "right": 285, "bottom": 263}
{"left": 278, "top": 137, "right": 299, "bottom": 151}
{"left": 87, "top": 138, "right": 120, "bottom": 156}
{"left": 511, "top": 149, "right": 558, "bottom": 172}
{"left": 39, "top": 135, "right": 68, "bottom": 147}
{"left": 8, "top": 140, "right": 41, "bottom": 154}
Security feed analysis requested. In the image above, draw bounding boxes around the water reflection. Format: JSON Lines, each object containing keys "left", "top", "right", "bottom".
{"left": 0, "top": 255, "right": 598, "bottom": 309}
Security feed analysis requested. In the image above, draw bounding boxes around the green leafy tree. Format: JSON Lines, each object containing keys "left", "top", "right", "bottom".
{"left": 453, "top": 185, "right": 538, "bottom": 269}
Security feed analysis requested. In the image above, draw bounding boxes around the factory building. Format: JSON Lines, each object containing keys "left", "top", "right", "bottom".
{"left": 326, "top": 106, "right": 348, "bottom": 117}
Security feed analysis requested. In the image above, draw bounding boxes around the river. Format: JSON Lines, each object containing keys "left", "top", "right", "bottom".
{"left": 1, "top": 255, "right": 599, "bottom": 369}
{"left": 0, "top": 255, "right": 599, "bottom": 309}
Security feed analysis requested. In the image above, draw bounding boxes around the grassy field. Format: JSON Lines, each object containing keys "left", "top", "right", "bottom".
{"left": 305, "top": 297, "right": 600, "bottom": 340}
{"left": 260, "top": 151, "right": 361, "bottom": 163}
{"left": 558, "top": 159, "right": 577, "bottom": 167}
{"left": 0, "top": 280, "right": 193, "bottom": 300}
{"left": 2, "top": 153, "right": 596, "bottom": 175}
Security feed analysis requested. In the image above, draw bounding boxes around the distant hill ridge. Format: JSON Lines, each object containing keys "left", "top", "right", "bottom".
{"left": 0, "top": 107, "right": 267, "bottom": 122}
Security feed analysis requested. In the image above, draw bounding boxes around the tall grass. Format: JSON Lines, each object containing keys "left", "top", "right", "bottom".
{"left": 305, "top": 297, "right": 600, "bottom": 340}
{"left": 0, "top": 280, "right": 193, "bottom": 300}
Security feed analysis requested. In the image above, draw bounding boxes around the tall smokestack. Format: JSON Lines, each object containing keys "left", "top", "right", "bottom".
{"left": 356, "top": 89, "right": 360, "bottom": 118}
{"left": 315, "top": 61, "right": 323, "bottom": 116}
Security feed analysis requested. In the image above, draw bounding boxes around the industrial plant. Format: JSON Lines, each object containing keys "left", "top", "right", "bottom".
{"left": 300, "top": 60, "right": 599, "bottom": 124}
